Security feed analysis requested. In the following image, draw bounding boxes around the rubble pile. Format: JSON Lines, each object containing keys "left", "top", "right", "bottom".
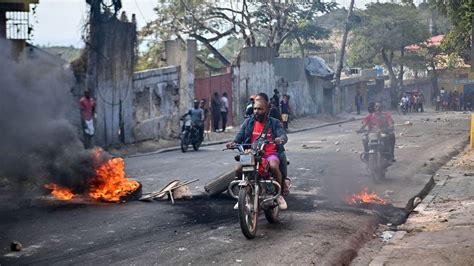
{"left": 456, "top": 150, "right": 474, "bottom": 170}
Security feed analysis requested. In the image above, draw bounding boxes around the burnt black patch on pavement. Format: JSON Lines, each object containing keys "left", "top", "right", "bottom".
{"left": 357, "top": 202, "right": 408, "bottom": 225}
{"left": 171, "top": 194, "right": 235, "bottom": 225}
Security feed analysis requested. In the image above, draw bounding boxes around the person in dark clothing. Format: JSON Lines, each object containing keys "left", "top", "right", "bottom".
{"left": 245, "top": 95, "right": 256, "bottom": 118}
{"left": 355, "top": 90, "right": 363, "bottom": 115}
{"left": 368, "top": 101, "right": 375, "bottom": 113}
{"left": 280, "top": 94, "right": 290, "bottom": 130}
{"left": 272, "top": 89, "right": 280, "bottom": 112}
{"left": 211, "top": 92, "right": 221, "bottom": 132}
{"left": 181, "top": 100, "right": 204, "bottom": 141}
{"left": 269, "top": 99, "right": 282, "bottom": 121}
{"left": 200, "top": 99, "right": 209, "bottom": 133}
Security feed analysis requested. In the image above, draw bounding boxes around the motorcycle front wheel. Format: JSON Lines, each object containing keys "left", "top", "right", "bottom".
{"left": 368, "top": 153, "right": 380, "bottom": 183}
{"left": 238, "top": 186, "right": 258, "bottom": 239}
{"left": 180, "top": 132, "right": 189, "bottom": 153}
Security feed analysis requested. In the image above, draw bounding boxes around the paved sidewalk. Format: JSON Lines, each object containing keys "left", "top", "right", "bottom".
{"left": 369, "top": 148, "right": 474, "bottom": 265}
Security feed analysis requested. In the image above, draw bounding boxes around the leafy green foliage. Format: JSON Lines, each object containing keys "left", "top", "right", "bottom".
{"left": 138, "top": 0, "right": 337, "bottom": 70}
{"left": 348, "top": 3, "right": 430, "bottom": 86}
{"left": 429, "top": 0, "right": 472, "bottom": 63}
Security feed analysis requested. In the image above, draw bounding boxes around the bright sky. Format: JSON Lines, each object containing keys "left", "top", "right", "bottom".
{"left": 30, "top": 0, "right": 404, "bottom": 48}
{"left": 31, "top": 0, "right": 156, "bottom": 47}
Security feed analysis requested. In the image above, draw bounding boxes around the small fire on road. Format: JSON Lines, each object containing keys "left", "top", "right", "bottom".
{"left": 44, "top": 148, "right": 140, "bottom": 202}
{"left": 44, "top": 183, "right": 76, "bottom": 200}
{"left": 345, "top": 188, "right": 387, "bottom": 205}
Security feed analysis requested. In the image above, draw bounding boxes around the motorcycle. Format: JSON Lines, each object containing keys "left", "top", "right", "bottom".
{"left": 180, "top": 118, "right": 202, "bottom": 153}
{"left": 399, "top": 101, "right": 408, "bottom": 115}
{"left": 224, "top": 141, "right": 283, "bottom": 239}
{"left": 359, "top": 129, "right": 392, "bottom": 183}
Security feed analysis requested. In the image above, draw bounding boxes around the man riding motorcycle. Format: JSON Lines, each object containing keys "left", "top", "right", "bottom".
{"left": 181, "top": 99, "right": 204, "bottom": 142}
{"left": 357, "top": 102, "right": 396, "bottom": 162}
{"left": 226, "top": 100, "right": 288, "bottom": 209}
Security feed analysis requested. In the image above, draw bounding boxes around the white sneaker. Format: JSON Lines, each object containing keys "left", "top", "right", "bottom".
{"left": 233, "top": 202, "right": 238, "bottom": 210}
{"left": 277, "top": 196, "right": 287, "bottom": 210}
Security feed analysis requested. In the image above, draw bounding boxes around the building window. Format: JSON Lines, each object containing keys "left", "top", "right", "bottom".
{"left": 6, "top": 11, "right": 30, "bottom": 40}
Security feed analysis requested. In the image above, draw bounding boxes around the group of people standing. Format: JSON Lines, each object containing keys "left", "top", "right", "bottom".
{"left": 400, "top": 92, "right": 425, "bottom": 113}
{"left": 435, "top": 88, "right": 473, "bottom": 111}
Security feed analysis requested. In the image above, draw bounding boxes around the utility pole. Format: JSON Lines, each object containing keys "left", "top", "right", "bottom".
{"left": 333, "top": 0, "right": 355, "bottom": 115}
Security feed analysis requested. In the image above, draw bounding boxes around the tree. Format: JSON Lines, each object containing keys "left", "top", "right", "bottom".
{"left": 348, "top": 3, "right": 430, "bottom": 105}
{"left": 140, "top": 0, "right": 336, "bottom": 68}
{"left": 429, "top": 0, "right": 472, "bottom": 64}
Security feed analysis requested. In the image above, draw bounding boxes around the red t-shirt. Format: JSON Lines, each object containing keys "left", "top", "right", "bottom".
{"left": 79, "top": 97, "right": 96, "bottom": 120}
{"left": 251, "top": 121, "right": 277, "bottom": 155}
{"left": 362, "top": 112, "right": 393, "bottom": 131}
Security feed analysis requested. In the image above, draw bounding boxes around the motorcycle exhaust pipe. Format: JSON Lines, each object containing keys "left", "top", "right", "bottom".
{"left": 228, "top": 180, "right": 240, "bottom": 199}
{"left": 260, "top": 180, "right": 281, "bottom": 206}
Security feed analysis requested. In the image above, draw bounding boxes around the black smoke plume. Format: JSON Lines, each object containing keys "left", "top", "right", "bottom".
{"left": 0, "top": 40, "right": 104, "bottom": 196}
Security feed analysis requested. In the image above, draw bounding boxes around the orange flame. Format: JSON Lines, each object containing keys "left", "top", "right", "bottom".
{"left": 346, "top": 188, "right": 387, "bottom": 205}
{"left": 45, "top": 148, "right": 139, "bottom": 202}
{"left": 88, "top": 157, "right": 139, "bottom": 202}
{"left": 44, "top": 183, "right": 76, "bottom": 200}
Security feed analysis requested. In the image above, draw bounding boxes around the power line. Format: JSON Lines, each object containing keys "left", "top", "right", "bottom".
{"left": 133, "top": 0, "right": 148, "bottom": 24}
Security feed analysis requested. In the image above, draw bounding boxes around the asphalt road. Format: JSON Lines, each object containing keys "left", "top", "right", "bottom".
{"left": 0, "top": 111, "right": 469, "bottom": 265}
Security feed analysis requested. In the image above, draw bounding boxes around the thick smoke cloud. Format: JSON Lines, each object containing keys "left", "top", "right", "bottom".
{"left": 0, "top": 40, "right": 98, "bottom": 195}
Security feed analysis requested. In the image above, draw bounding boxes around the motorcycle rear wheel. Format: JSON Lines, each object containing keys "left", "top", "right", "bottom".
{"left": 193, "top": 141, "right": 201, "bottom": 151}
{"left": 238, "top": 186, "right": 258, "bottom": 239}
{"left": 264, "top": 205, "right": 279, "bottom": 223}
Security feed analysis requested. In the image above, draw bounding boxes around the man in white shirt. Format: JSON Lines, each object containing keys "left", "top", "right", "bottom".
{"left": 220, "top": 92, "right": 229, "bottom": 132}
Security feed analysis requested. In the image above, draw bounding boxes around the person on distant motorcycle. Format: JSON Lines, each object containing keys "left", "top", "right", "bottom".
{"left": 181, "top": 99, "right": 204, "bottom": 142}
{"left": 227, "top": 100, "right": 288, "bottom": 209}
{"left": 357, "top": 102, "right": 396, "bottom": 162}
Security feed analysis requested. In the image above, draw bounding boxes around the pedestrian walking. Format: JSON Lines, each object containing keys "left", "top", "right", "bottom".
{"left": 211, "top": 92, "right": 221, "bottom": 132}
{"left": 220, "top": 92, "right": 229, "bottom": 132}
{"left": 419, "top": 93, "right": 425, "bottom": 112}
{"left": 200, "top": 99, "right": 209, "bottom": 133}
{"left": 435, "top": 93, "right": 441, "bottom": 111}
{"left": 280, "top": 94, "right": 290, "bottom": 130}
{"left": 355, "top": 90, "right": 363, "bottom": 115}
{"left": 79, "top": 89, "right": 96, "bottom": 149}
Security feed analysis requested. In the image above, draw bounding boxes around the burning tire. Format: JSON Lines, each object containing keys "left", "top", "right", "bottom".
{"left": 119, "top": 181, "right": 142, "bottom": 202}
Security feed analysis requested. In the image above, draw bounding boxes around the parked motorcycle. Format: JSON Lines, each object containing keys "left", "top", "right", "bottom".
{"left": 359, "top": 130, "right": 392, "bottom": 183}
{"left": 180, "top": 118, "right": 202, "bottom": 152}
{"left": 224, "top": 141, "right": 282, "bottom": 239}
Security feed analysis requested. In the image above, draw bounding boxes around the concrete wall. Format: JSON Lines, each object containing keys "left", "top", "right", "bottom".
{"left": 165, "top": 40, "right": 196, "bottom": 115}
{"left": 132, "top": 66, "right": 181, "bottom": 142}
{"left": 274, "top": 57, "right": 331, "bottom": 116}
{"left": 86, "top": 18, "right": 136, "bottom": 146}
{"left": 233, "top": 47, "right": 275, "bottom": 123}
